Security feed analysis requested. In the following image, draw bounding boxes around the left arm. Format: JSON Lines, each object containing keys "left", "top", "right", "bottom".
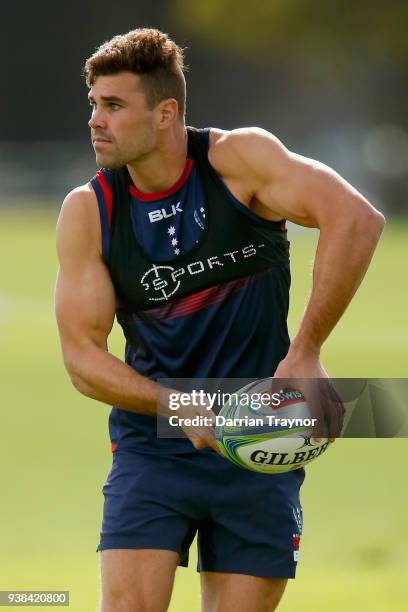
{"left": 215, "top": 128, "right": 385, "bottom": 371}
{"left": 212, "top": 128, "right": 385, "bottom": 438}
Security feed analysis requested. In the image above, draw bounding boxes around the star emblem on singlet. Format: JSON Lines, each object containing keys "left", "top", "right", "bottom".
{"left": 168, "top": 226, "right": 176, "bottom": 236}
{"left": 171, "top": 238, "right": 178, "bottom": 246}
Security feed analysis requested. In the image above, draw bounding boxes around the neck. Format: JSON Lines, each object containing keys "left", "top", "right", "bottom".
{"left": 126, "top": 122, "right": 187, "bottom": 193}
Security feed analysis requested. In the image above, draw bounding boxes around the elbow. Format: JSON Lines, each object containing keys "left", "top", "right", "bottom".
{"left": 69, "top": 371, "right": 88, "bottom": 395}
{"left": 370, "top": 207, "right": 386, "bottom": 231}
{"left": 355, "top": 205, "right": 386, "bottom": 241}
{"left": 63, "top": 354, "right": 89, "bottom": 395}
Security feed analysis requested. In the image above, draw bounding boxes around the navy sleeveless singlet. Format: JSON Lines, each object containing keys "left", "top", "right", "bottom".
{"left": 90, "top": 127, "right": 291, "bottom": 454}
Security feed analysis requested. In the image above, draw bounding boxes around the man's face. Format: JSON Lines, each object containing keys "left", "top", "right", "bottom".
{"left": 88, "top": 72, "right": 156, "bottom": 168}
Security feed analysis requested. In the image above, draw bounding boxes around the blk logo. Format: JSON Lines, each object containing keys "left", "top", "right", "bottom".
{"left": 148, "top": 202, "right": 182, "bottom": 223}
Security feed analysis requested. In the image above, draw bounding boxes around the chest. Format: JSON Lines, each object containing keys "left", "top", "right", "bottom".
{"left": 129, "top": 162, "right": 205, "bottom": 261}
{"left": 107, "top": 129, "right": 290, "bottom": 313}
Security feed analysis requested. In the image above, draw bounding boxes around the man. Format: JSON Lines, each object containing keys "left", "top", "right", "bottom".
{"left": 55, "top": 28, "right": 384, "bottom": 612}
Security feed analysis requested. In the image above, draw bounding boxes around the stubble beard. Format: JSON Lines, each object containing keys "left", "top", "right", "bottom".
{"left": 95, "top": 129, "right": 157, "bottom": 169}
{"left": 95, "top": 151, "right": 126, "bottom": 169}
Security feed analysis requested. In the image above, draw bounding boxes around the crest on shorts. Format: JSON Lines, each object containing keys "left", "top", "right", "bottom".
{"left": 292, "top": 506, "right": 303, "bottom": 561}
{"left": 292, "top": 533, "right": 301, "bottom": 561}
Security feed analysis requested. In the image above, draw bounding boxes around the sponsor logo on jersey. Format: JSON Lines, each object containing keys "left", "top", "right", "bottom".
{"left": 148, "top": 202, "right": 183, "bottom": 223}
{"left": 140, "top": 243, "right": 265, "bottom": 302}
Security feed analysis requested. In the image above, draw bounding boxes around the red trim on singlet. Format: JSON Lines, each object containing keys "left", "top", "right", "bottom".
{"left": 96, "top": 170, "right": 113, "bottom": 226}
{"left": 129, "top": 159, "right": 193, "bottom": 202}
{"left": 170, "top": 282, "right": 245, "bottom": 318}
{"left": 145, "top": 274, "right": 256, "bottom": 321}
{"left": 170, "top": 284, "right": 230, "bottom": 318}
{"left": 111, "top": 442, "right": 117, "bottom": 452}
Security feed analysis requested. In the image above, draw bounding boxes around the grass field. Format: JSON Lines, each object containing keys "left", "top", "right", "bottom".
{"left": 0, "top": 210, "right": 407, "bottom": 611}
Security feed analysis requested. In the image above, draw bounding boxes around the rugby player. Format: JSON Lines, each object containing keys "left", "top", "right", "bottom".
{"left": 55, "top": 28, "right": 385, "bottom": 612}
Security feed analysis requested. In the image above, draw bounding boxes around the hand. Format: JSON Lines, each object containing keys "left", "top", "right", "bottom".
{"left": 273, "top": 350, "right": 345, "bottom": 442}
{"left": 177, "top": 401, "right": 221, "bottom": 454}
{"left": 157, "top": 387, "right": 222, "bottom": 454}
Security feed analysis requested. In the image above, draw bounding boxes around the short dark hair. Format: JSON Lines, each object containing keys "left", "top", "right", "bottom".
{"left": 84, "top": 28, "right": 187, "bottom": 119}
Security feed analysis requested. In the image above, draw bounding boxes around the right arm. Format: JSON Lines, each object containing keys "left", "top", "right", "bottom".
{"left": 55, "top": 186, "right": 218, "bottom": 451}
{"left": 55, "top": 185, "right": 159, "bottom": 413}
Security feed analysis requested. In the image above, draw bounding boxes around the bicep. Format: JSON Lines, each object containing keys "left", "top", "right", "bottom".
{"left": 262, "top": 152, "right": 374, "bottom": 228}
{"left": 55, "top": 261, "right": 116, "bottom": 352}
{"left": 237, "top": 129, "right": 376, "bottom": 228}
{"left": 55, "top": 190, "right": 116, "bottom": 361}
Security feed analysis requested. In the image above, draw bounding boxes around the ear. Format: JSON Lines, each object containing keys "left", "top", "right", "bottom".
{"left": 156, "top": 98, "right": 179, "bottom": 129}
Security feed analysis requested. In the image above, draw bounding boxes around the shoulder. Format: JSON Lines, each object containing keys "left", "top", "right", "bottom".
{"left": 208, "top": 127, "right": 290, "bottom": 180}
{"left": 56, "top": 182, "right": 102, "bottom": 260}
{"left": 58, "top": 183, "right": 100, "bottom": 235}
{"left": 61, "top": 182, "right": 97, "bottom": 208}
{"left": 209, "top": 126, "right": 281, "bottom": 149}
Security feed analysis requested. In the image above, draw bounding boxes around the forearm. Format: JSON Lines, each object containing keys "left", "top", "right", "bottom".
{"left": 290, "top": 211, "right": 385, "bottom": 356}
{"left": 64, "top": 342, "right": 159, "bottom": 415}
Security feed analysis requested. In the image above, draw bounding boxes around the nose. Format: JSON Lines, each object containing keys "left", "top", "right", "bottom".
{"left": 88, "top": 107, "right": 107, "bottom": 130}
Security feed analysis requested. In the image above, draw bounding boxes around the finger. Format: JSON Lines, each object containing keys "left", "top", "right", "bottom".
{"left": 324, "top": 389, "right": 338, "bottom": 440}
{"left": 327, "top": 382, "right": 345, "bottom": 432}
{"left": 305, "top": 381, "right": 325, "bottom": 441}
{"left": 209, "top": 439, "right": 223, "bottom": 456}
{"left": 326, "top": 383, "right": 345, "bottom": 438}
{"left": 200, "top": 429, "right": 223, "bottom": 455}
{"left": 190, "top": 437, "right": 206, "bottom": 449}
{"left": 315, "top": 379, "right": 339, "bottom": 440}
{"left": 189, "top": 431, "right": 223, "bottom": 455}
{"left": 205, "top": 411, "right": 216, "bottom": 427}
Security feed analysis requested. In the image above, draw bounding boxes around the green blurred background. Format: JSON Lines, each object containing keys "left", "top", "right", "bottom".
{"left": 0, "top": 214, "right": 406, "bottom": 611}
{"left": 1, "top": 1, "right": 407, "bottom": 610}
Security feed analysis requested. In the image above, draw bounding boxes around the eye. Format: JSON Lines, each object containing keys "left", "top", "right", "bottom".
{"left": 89, "top": 100, "right": 96, "bottom": 109}
{"left": 110, "top": 102, "right": 121, "bottom": 111}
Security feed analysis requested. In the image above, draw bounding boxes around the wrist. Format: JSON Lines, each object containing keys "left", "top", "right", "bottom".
{"left": 157, "top": 386, "right": 178, "bottom": 418}
{"left": 288, "top": 337, "right": 321, "bottom": 360}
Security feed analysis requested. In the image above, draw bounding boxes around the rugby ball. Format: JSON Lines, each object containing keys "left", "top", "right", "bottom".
{"left": 215, "top": 377, "right": 329, "bottom": 473}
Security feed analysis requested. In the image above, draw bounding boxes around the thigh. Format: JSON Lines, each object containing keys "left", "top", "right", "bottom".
{"left": 197, "top": 454, "right": 305, "bottom": 579}
{"left": 97, "top": 451, "right": 198, "bottom": 566}
{"left": 200, "top": 572, "right": 287, "bottom": 612}
{"left": 100, "top": 548, "right": 180, "bottom": 612}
